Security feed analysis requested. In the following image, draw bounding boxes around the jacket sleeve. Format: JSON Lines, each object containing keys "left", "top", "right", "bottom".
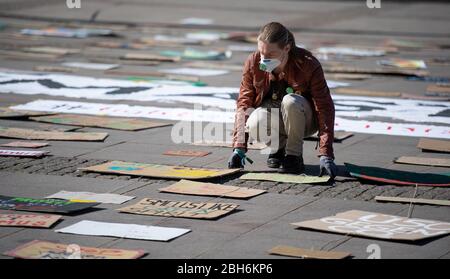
{"left": 232, "top": 54, "right": 256, "bottom": 151}
{"left": 309, "top": 62, "right": 335, "bottom": 159}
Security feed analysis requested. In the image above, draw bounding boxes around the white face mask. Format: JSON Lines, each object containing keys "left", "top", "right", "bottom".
{"left": 259, "top": 56, "right": 281, "bottom": 73}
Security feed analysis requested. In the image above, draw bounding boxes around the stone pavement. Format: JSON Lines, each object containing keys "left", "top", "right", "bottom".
{"left": 0, "top": 0, "right": 449, "bottom": 259}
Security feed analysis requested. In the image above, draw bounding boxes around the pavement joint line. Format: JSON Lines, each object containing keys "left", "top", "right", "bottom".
{"left": 0, "top": 228, "right": 26, "bottom": 241}
{"left": 438, "top": 250, "right": 450, "bottom": 259}
{"left": 193, "top": 197, "right": 321, "bottom": 258}
{"left": 73, "top": 140, "right": 128, "bottom": 159}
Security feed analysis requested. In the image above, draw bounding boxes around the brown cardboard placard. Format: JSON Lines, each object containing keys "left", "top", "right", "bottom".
{"left": 33, "top": 65, "right": 78, "bottom": 73}
{"left": 268, "top": 245, "right": 351, "bottom": 259}
{"left": 291, "top": 210, "right": 450, "bottom": 241}
{"left": 163, "top": 150, "right": 211, "bottom": 157}
{"left": 30, "top": 114, "right": 172, "bottom": 131}
{"left": 122, "top": 53, "right": 180, "bottom": 62}
{"left": 0, "top": 50, "right": 63, "bottom": 62}
{"left": 4, "top": 240, "right": 146, "bottom": 259}
{"left": 240, "top": 173, "right": 330, "bottom": 184}
{"left": 375, "top": 196, "right": 450, "bottom": 206}
{"left": 118, "top": 198, "right": 239, "bottom": 219}
{"left": 417, "top": 138, "right": 450, "bottom": 153}
{"left": 0, "top": 126, "right": 108, "bottom": 141}
{"left": 22, "top": 46, "right": 80, "bottom": 55}
{"left": 0, "top": 107, "right": 55, "bottom": 118}
{"left": 0, "top": 141, "right": 49, "bottom": 148}
{"left": 159, "top": 179, "right": 266, "bottom": 199}
{"left": 394, "top": 156, "right": 450, "bottom": 168}
{"left": 183, "top": 61, "right": 243, "bottom": 71}
{"left": 323, "top": 66, "right": 428, "bottom": 77}
{"left": 427, "top": 84, "right": 450, "bottom": 95}
{"left": 0, "top": 214, "right": 62, "bottom": 228}
{"left": 79, "top": 161, "right": 240, "bottom": 180}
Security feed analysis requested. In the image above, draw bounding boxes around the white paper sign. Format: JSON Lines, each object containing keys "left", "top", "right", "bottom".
{"left": 0, "top": 149, "right": 48, "bottom": 157}
{"left": 11, "top": 99, "right": 235, "bottom": 123}
{"left": 45, "top": 191, "right": 135, "bottom": 204}
{"left": 61, "top": 62, "right": 119, "bottom": 70}
{"left": 56, "top": 220, "right": 190, "bottom": 241}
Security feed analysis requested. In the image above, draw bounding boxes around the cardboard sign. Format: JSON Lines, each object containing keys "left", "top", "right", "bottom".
{"left": 31, "top": 114, "right": 171, "bottom": 131}
{"left": 0, "top": 195, "right": 100, "bottom": 214}
{"left": 333, "top": 88, "right": 403, "bottom": 98}
{"left": 0, "top": 214, "right": 61, "bottom": 228}
{"left": 0, "top": 141, "right": 49, "bottom": 148}
{"left": 56, "top": 220, "right": 190, "bottom": 242}
{"left": 0, "top": 149, "right": 48, "bottom": 157}
{"left": 118, "top": 198, "right": 239, "bottom": 219}
{"left": 268, "top": 245, "right": 351, "bottom": 259}
{"left": 394, "top": 156, "right": 450, "bottom": 168}
{"left": 80, "top": 161, "right": 240, "bottom": 180}
{"left": 163, "top": 150, "right": 211, "bottom": 157}
{"left": 240, "top": 173, "right": 330, "bottom": 184}
{"left": 345, "top": 163, "right": 450, "bottom": 187}
{"left": 0, "top": 126, "right": 108, "bottom": 141}
{"left": 4, "top": 240, "right": 145, "bottom": 259}
{"left": 122, "top": 53, "right": 180, "bottom": 62}
{"left": 46, "top": 191, "right": 135, "bottom": 205}
{"left": 417, "top": 138, "right": 450, "bottom": 153}
{"left": 375, "top": 196, "right": 450, "bottom": 206}
{"left": 0, "top": 107, "right": 55, "bottom": 118}
{"left": 61, "top": 62, "right": 119, "bottom": 70}
{"left": 323, "top": 66, "right": 428, "bottom": 77}
{"left": 291, "top": 210, "right": 450, "bottom": 241}
{"left": 23, "top": 46, "right": 80, "bottom": 55}
{"left": 159, "top": 179, "right": 266, "bottom": 199}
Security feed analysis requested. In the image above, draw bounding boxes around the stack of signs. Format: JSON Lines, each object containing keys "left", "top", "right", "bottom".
{"left": 0, "top": 214, "right": 61, "bottom": 228}
{"left": 4, "top": 240, "right": 146, "bottom": 259}
{"left": 417, "top": 138, "right": 450, "bottom": 153}
{"left": 268, "top": 245, "right": 351, "bottom": 259}
{"left": 0, "top": 149, "right": 48, "bottom": 158}
{"left": 118, "top": 198, "right": 239, "bottom": 220}
{"left": 345, "top": 163, "right": 450, "bottom": 187}
{"left": 79, "top": 161, "right": 240, "bottom": 180}
{"left": 56, "top": 220, "right": 190, "bottom": 242}
{"left": 291, "top": 210, "right": 450, "bottom": 241}
{"left": 0, "top": 195, "right": 100, "bottom": 214}
{"left": 159, "top": 179, "right": 266, "bottom": 199}
{"left": 30, "top": 114, "right": 172, "bottom": 131}
{"left": 21, "top": 28, "right": 116, "bottom": 38}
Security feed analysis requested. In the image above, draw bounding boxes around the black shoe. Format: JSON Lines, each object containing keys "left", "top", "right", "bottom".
{"left": 267, "top": 148, "right": 285, "bottom": 168}
{"left": 279, "top": 155, "right": 305, "bottom": 174}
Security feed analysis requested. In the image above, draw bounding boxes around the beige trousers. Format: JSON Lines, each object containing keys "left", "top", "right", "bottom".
{"left": 246, "top": 94, "right": 318, "bottom": 156}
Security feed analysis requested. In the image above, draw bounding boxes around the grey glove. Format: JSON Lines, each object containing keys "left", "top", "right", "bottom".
{"left": 319, "top": 156, "right": 338, "bottom": 179}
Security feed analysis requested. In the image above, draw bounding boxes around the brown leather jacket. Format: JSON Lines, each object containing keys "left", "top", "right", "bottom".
{"left": 231, "top": 48, "right": 335, "bottom": 159}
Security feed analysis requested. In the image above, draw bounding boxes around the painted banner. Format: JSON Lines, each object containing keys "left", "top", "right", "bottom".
{"left": 291, "top": 210, "right": 450, "bottom": 241}
{"left": 30, "top": 114, "right": 172, "bottom": 131}
{"left": 0, "top": 195, "right": 100, "bottom": 214}
{"left": 79, "top": 161, "right": 240, "bottom": 180}
{"left": 0, "top": 214, "right": 61, "bottom": 228}
{"left": 0, "top": 149, "right": 48, "bottom": 157}
{"left": 4, "top": 240, "right": 146, "bottom": 259}
{"left": 345, "top": 163, "right": 450, "bottom": 187}
{"left": 239, "top": 173, "right": 330, "bottom": 184}
{"left": 56, "top": 220, "right": 190, "bottom": 241}
{"left": 159, "top": 179, "right": 266, "bottom": 199}
{"left": 118, "top": 198, "right": 239, "bottom": 219}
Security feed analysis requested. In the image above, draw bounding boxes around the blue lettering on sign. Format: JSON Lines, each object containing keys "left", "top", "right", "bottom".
{"left": 109, "top": 166, "right": 142, "bottom": 171}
